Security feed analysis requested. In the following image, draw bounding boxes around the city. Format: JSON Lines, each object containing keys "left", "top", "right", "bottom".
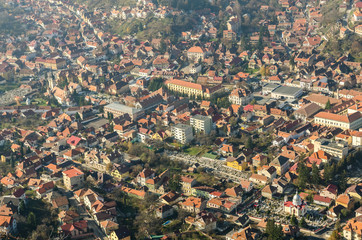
{"left": 0, "top": 0, "right": 361, "bottom": 239}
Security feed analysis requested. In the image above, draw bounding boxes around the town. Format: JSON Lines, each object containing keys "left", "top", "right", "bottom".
{"left": 0, "top": 0, "right": 361, "bottom": 239}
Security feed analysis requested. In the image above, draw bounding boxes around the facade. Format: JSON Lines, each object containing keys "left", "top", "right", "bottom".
{"left": 63, "top": 167, "right": 85, "bottom": 190}
{"left": 314, "top": 138, "right": 349, "bottom": 160}
{"left": 343, "top": 218, "right": 362, "bottom": 240}
{"left": 187, "top": 46, "right": 205, "bottom": 62}
{"left": 283, "top": 192, "right": 307, "bottom": 217}
{"left": 104, "top": 102, "right": 144, "bottom": 120}
{"left": 190, "top": 115, "right": 213, "bottom": 134}
{"left": 314, "top": 111, "right": 362, "bottom": 130}
{"left": 228, "top": 88, "right": 254, "bottom": 106}
{"left": 171, "top": 124, "right": 194, "bottom": 144}
{"left": 166, "top": 79, "right": 223, "bottom": 99}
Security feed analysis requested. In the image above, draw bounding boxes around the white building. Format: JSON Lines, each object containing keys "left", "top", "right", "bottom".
{"left": 190, "top": 115, "right": 213, "bottom": 134}
{"left": 171, "top": 124, "right": 194, "bottom": 144}
{"left": 228, "top": 88, "right": 254, "bottom": 106}
{"left": 314, "top": 111, "right": 362, "bottom": 130}
{"left": 283, "top": 191, "right": 307, "bottom": 217}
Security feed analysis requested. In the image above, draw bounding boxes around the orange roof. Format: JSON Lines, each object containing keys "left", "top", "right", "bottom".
{"left": 181, "top": 197, "right": 203, "bottom": 208}
{"left": 188, "top": 46, "right": 204, "bottom": 53}
{"left": 63, "top": 167, "right": 84, "bottom": 178}
{"left": 315, "top": 111, "right": 362, "bottom": 123}
{"left": 166, "top": 79, "right": 203, "bottom": 90}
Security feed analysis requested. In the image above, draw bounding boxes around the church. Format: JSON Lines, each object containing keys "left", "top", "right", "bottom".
{"left": 283, "top": 191, "right": 307, "bottom": 217}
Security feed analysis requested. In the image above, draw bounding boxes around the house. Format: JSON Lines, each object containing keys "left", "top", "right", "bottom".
{"left": 109, "top": 227, "right": 131, "bottom": 240}
{"left": 181, "top": 176, "right": 197, "bottom": 196}
{"left": 63, "top": 167, "right": 85, "bottom": 190}
{"left": 160, "top": 191, "right": 181, "bottom": 205}
{"left": 226, "top": 226, "right": 258, "bottom": 240}
{"left": 180, "top": 197, "right": 206, "bottom": 214}
{"left": 52, "top": 196, "right": 70, "bottom": 211}
{"left": 240, "top": 180, "right": 253, "bottom": 193}
{"left": 185, "top": 212, "right": 217, "bottom": 232}
{"left": 61, "top": 220, "right": 88, "bottom": 238}
{"left": 155, "top": 205, "right": 174, "bottom": 219}
{"left": 313, "top": 195, "right": 333, "bottom": 207}
{"left": 320, "top": 184, "right": 338, "bottom": 200}
{"left": 249, "top": 174, "right": 269, "bottom": 186}
{"left": 343, "top": 217, "right": 362, "bottom": 240}
{"left": 345, "top": 184, "right": 362, "bottom": 200}
{"left": 270, "top": 155, "right": 290, "bottom": 175}
{"left": 252, "top": 154, "right": 268, "bottom": 167}
{"left": 261, "top": 185, "right": 277, "bottom": 199}
{"left": 336, "top": 194, "right": 354, "bottom": 209}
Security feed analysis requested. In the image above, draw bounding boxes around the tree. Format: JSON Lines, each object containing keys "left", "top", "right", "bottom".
{"left": 245, "top": 136, "right": 253, "bottom": 150}
{"left": 311, "top": 162, "right": 320, "bottom": 185}
{"left": 328, "top": 230, "right": 341, "bottom": 240}
{"left": 169, "top": 175, "right": 181, "bottom": 192}
{"left": 266, "top": 219, "right": 284, "bottom": 240}
{"left": 299, "top": 217, "right": 307, "bottom": 228}
{"left": 297, "top": 161, "right": 309, "bottom": 189}
{"left": 27, "top": 211, "right": 36, "bottom": 229}
{"left": 338, "top": 170, "right": 348, "bottom": 192}
{"left": 325, "top": 99, "right": 331, "bottom": 110}
{"left": 290, "top": 215, "right": 298, "bottom": 226}
{"left": 19, "top": 200, "right": 26, "bottom": 215}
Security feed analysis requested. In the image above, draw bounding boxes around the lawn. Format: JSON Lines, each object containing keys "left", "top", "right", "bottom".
{"left": 184, "top": 146, "right": 203, "bottom": 156}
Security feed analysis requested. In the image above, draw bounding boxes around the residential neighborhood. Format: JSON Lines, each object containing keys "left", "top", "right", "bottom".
{"left": 0, "top": 0, "right": 361, "bottom": 239}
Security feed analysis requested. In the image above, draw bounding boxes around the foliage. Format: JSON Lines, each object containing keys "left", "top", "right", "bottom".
{"left": 325, "top": 99, "right": 331, "bottom": 110}
{"left": 265, "top": 219, "right": 284, "bottom": 240}
{"left": 148, "top": 78, "right": 165, "bottom": 91}
{"left": 169, "top": 175, "right": 181, "bottom": 192}
{"left": 297, "top": 161, "right": 309, "bottom": 189}
{"left": 311, "top": 162, "right": 321, "bottom": 185}
{"left": 328, "top": 230, "right": 342, "bottom": 240}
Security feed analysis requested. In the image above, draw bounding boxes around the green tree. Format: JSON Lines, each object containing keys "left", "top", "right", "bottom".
{"left": 27, "top": 211, "right": 36, "bottom": 229}
{"left": 169, "top": 175, "right": 181, "bottom": 192}
{"left": 245, "top": 136, "right": 253, "bottom": 150}
{"left": 325, "top": 99, "right": 331, "bottom": 110}
{"left": 338, "top": 170, "right": 348, "bottom": 192}
{"left": 299, "top": 217, "right": 307, "bottom": 228}
{"left": 311, "top": 162, "right": 320, "bottom": 185}
{"left": 328, "top": 230, "right": 341, "bottom": 240}
{"left": 266, "top": 219, "right": 284, "bottom": 240}
{"left": 290, "top": 215, "right": 298, "bottom": 226}
{"left": 297, "top": 161, "right": 309, "bottom": 189}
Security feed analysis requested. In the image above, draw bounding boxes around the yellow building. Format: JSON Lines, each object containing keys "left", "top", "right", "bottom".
{"left": 226, "top": 156, "right": 248, "bottom": 171}
{"left": 109, "top": 227, "right": 131, "bottom": 240}
{"left": 166, "top": 79, "right": 223, "bottom": 99}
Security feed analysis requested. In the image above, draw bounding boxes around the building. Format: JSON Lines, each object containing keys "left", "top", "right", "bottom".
{"left": 229, "top": 88, "right": 254, "bottom": 106}
{"left": 63, "top": 167, "right": 85, "bottom": 190}
{"left": 283, "top": 192, "right": 307, "bottom": 217}
{"left": 171, "top": 124, "right": 193, "bottom": 144}
{"left": 314, "top": 111, "right": 362, "bottom": 130}
{"left": 109, "top": 227, "right": 131, "bottom": 240}
{"left": 190, "top": 115, "right": 213, "bottom": 134}
{"left": 314, "top": 138, "right": 349, "bottom": 160}
{"left": 294, "top": 103, "right": 321, "bottom": 121}
{"left": 104, "top": 102, "right": 144, "bottom": 120}
{"left": 187, "top": 46, "right": 205, "bottom": 62}
{"left": 343, "top": 218, "right": 362, "bottom": 240}
{"left": 270, "top": 155, "right": 290, "bottom": 175}
{"left": 166, "top": 79, "right": 223, "bottom": 99}
{"left": 271, "top": 86, "right": 303, "bottom": 100}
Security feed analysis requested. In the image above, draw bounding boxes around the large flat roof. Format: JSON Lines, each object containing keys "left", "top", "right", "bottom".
{"left": 272, "top": 86, "right": 302, "bottom": 96}
{"left": 105, "top": 102, "right": 142, "bottom": 114}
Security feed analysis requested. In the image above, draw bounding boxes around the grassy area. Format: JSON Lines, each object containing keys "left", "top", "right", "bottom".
{"left": 31, "top": 98, "right": 48, "bottom": 106}
{"left": 184, "top": 146, "right": 203, "bottom": 156}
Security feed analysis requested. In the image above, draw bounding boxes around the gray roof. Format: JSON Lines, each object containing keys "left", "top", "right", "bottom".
{"left": 173, "top": 123, "right": 192, "bottom": 130}
{"left": 191, "top": 114, "right": 212, "bottom": 121}
{"left": 272, "top": 86, "right": 302, "bottom": 96}
{"left": 105, "top": 102, "right": 142, "bottom": 114}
